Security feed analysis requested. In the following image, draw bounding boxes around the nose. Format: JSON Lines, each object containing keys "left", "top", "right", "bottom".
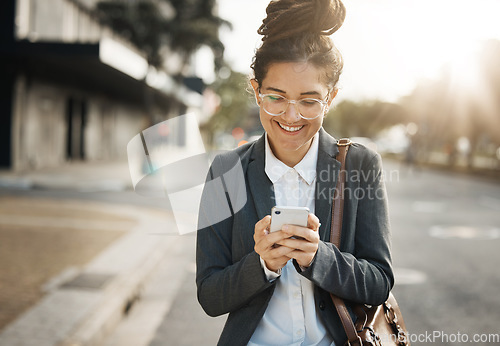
{"left": 281, "top": 101, "right": 301, "bottom": 124}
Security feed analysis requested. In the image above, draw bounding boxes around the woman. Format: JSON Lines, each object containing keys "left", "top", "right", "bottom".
{"left": 196, "top": 0, "right": 394, "bottom": 345}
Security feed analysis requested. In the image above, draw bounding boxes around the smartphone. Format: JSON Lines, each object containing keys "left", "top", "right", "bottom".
{"left": 269, "top": 206, "right": 310, "bottom": 233}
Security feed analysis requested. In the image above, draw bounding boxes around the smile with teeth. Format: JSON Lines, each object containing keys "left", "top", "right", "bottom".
{"left": 277, "top": 122, "right": 304, "bottom": 132}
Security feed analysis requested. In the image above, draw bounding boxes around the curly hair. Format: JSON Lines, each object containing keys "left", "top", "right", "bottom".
{"left": 251, "top": 0, "right": 346, "bottom": 90}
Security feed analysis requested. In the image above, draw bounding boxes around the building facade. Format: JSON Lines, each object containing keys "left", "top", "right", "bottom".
{"left": 1, "top": 0, "right": 204, "bottom": 170}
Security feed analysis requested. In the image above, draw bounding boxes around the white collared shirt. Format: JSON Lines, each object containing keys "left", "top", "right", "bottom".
{"left": 248, "top": 132, "right": 334, "bottom": 346}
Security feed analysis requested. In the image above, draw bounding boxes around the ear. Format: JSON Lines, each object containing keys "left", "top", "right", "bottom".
{"left": 327, "top": 88, "right": 339, "bottom": 108}
{"left": 250, "top": 79, "right": 260, "bottom": 105}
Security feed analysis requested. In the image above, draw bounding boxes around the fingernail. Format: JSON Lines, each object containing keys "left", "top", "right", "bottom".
{"left": 282, "top": 225, "right": 289, "bottom": 231}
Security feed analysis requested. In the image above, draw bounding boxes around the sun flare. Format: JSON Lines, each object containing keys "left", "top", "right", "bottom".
{"left": 334, "top": 0, "right": 500, "bottom": 100}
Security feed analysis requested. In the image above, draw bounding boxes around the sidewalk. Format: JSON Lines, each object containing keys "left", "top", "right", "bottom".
{"left": 0, "top": 161, "right": 179, "bottom": 346}
{"left": 0, "top": 160, "right": 133, "bottom": 192}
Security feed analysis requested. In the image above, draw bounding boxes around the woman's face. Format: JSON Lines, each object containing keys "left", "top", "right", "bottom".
{"left": 251, "top": 62, "right": 337, "bottom": 167}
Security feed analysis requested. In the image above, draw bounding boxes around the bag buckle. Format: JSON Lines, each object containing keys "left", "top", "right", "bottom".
{"left": 337, "top": 138, "right": 352, "bottom": 147}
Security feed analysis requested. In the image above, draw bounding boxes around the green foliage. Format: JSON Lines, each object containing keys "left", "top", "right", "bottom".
{"left": 202, "top": 70, "right": 254, "bottom": 136}
{"left": 96, "top": 1, "right": 165, "bottom": 67}
{"left": 96, "top": 0, "right": 231, "bottom": 70}
{"left": 323, "top": 99, "right": 404, "bottom": 139}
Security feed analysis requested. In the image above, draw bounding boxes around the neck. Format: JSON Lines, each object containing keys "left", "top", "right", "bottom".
{"left": 269, "top": 139, "right": 313, "bottom": 167}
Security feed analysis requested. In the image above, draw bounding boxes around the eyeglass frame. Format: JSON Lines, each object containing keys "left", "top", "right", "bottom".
{"left": 257, "top": 91, "right": 331, "bottom": 120}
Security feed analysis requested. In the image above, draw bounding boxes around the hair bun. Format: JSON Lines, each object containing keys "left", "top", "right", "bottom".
{"left": 258, "top": 0, "right": 346, "bottom": 43}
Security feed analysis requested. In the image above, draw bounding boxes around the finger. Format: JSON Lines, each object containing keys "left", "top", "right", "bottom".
{"left": 254, "top": 215, "right": 271, "bottom": 241}
{"left": 285, "top": 250, "right": 315, "bottom": 267}
{"left": 277, "top": 237, "right": 318, "bottom": 252}
{"left": 259, "top": 230, "right": 295, "bottom": 248}
{"left": 255, "top": 230, "right": 296, "bottom": 258}
{"left": 260, "top": 240, "right": 295, "bottom": 267}
{"left": 307, "top": 213, "right": 320, "bottom": 231}
{"left": 256, "top": 215, "right": 271, "bottom": 233}
{"left": 264, "top": 255, "right": 291, "bottom": 272}
{"left": 281, "top": 224, "right": 319, "bottom": 243}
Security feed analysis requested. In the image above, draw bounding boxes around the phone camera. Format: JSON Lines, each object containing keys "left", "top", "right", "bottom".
{"left": 275, "top": 211, "right": 281, "bottom": 215}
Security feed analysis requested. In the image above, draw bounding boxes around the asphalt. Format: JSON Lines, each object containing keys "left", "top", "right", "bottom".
{"left": 0, "top": 160, "right": 178, "bottom": 346}
{"left": 1, "top": 157, "right": 498, "bottom": 346}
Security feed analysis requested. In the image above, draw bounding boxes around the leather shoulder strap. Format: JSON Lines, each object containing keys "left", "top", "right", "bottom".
{"left": 330, "top": 138, "right": 351, "bottom": 248}
{"left": 329, "top": 138, "right": 362, "bottom": 345}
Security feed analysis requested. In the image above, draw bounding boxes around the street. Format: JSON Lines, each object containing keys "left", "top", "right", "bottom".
{"left": 387, "top": 162, "right": 500, "bottom": 345}
{"left": 1, "top": 159, "right": 500, "bottom": 345}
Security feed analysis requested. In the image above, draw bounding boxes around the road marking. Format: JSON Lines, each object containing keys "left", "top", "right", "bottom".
{"left": 394, "top": 268, "right": 427, "bottom": 285}
{"left": 479, "top": 195, "right": 500, "bottom": 211}
{"left": 429, "top": 225, "right": 500, "bottom": 240}
{"left": 411, "top": 201, "right": 445, "bottom": 213}
{"left": 0, "top": 215, "right": 136, "bottom": 231}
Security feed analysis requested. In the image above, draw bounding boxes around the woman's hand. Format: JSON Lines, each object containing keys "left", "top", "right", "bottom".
{"left": 254, "top": 215, "right": 295, "bottom": 273}
{"left": 276, "top": 213, "right": 320, "bottom": 268}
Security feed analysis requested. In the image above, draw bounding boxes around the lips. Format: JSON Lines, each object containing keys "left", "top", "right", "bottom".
{"left": 276, "top": 121, "right": 305, "bottom": 133}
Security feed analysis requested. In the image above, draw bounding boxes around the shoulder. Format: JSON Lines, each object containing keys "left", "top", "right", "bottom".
{"left": 209, "top": 137, "right": 260, "bottom": 176}
{"left": 346, "top": 141, "right": 384, "bottom": 182}
{"left": 347, "top": 142, "right": 380, "bottom": 166}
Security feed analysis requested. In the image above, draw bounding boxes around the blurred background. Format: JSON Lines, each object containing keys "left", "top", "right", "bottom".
{"left": 0, "top": 0, "right": 499, "bottom": 345}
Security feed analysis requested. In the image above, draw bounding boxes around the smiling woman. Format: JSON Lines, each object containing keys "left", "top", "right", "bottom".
{"left": 196, "top": 1, "right": 395, "bottom": 346}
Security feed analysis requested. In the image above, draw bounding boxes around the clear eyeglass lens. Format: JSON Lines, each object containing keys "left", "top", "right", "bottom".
{"left": 261, "top": 95, "right": 323, "bottom": 119}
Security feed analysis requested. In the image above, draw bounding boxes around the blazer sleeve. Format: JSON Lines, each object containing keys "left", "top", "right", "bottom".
{"left": 296, "top": 151, "right": 394, "bottom": 306}
{"left": 196, "top": 153, "right": 274, "bottom": 317}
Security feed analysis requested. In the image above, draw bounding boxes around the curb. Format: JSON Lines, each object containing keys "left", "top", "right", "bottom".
{"left": 0, "top": 161, "right": 133, "bottom": 192}
{"left": 0, "top": 202, "right": 178, "bottom": 346}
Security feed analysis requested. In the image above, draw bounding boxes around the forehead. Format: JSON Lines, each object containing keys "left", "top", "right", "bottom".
{"left": 261, "top": 62, "right": 328, "bottom": 94}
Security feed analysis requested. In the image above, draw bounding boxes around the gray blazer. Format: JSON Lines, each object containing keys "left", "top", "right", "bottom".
{"left": 196, "top": 128, "right": 394, "bottom": 346}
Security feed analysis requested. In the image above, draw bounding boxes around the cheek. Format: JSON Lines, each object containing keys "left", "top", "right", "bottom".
{"left": 309, "top": 117, "right": 324, "bottom": 130}
{"left": 259, "top": 110, "right": 273, "bottom": 125}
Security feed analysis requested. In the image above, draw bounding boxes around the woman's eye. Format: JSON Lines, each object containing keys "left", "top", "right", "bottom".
{"left": 301, "top": 100, "right": 317, "bottom": 106}
{"left": 268, "top": 96, "right": 284, "bottom": 102}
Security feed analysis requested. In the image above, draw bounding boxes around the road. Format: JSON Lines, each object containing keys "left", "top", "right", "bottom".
{"left": 387, "top": 162, "right": 500, "bottom": 345}
{"left": 3, "top": 159, "right": 500, "bottom": 345}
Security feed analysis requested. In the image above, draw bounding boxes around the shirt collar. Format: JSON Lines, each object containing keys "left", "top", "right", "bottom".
{"left": 294, "top": 132, "right": 319, "bottom": 185}
{"left": 264, "top": 132, "right": 319, "bottom": 185}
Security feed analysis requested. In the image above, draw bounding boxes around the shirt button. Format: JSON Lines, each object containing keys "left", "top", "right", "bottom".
{"left": 319, "top": 300, "right": 326, "bottom": 310}
{"left": 293, "top": 291, "right": 300, "bottom": 299}
{"left": 296, "top": 329, "right": 303, "bottom": 336}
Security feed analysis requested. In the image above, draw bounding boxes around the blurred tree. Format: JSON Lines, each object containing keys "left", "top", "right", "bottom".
{"left": 323, "top": 99, "right": 404, "bottom": 139}
{"left": 200, "top": 69, "right": 255, "bottom": 146}
{"left": 96, "top": 1, "right": 164, "bottom": 66}
{"left": 400, "top": 76, "right": 459, "bottom": 163}
{"left": 96, "top": 0, "right": 231, "bottom": 72}
{"left": 477, "top": 40, "right": 500, "bottom": 144}
{"left": 167, "top": 0, "right": 230, "bottom": 71}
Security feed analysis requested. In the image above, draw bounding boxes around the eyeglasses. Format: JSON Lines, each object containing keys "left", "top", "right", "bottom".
{"left": 258, "top": 93, "right": 329, "bottom": 120}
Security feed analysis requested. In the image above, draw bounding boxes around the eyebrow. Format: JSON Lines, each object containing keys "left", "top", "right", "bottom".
{"left": 264, "top": 87, "right": 321, "bottom": 97}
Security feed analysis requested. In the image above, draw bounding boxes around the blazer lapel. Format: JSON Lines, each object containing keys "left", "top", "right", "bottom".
{"left": 247, "top": 136, "right": 275, "bottom": 220}
{"left": 315, "top": 128, "right": 340, "bottom": 242}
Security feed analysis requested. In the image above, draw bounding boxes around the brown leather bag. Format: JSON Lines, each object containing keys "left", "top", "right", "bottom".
{"left": 330, "top": 138, "right": 410, "bottom": 346}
